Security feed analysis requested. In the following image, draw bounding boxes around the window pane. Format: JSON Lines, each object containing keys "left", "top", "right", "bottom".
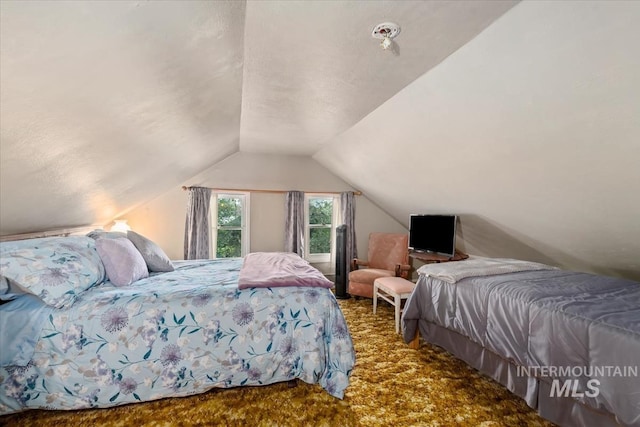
{"left": 309, "top": 227, "right": 331, "bottom": 254}
{"left": 218, "top": 196, "right": 242, "bottom": 227}
{"left": 309, "top": 198, "right": 333, "bottom": 226}
{"left": 216, "top": 229, "right": 242, "bottom": 258}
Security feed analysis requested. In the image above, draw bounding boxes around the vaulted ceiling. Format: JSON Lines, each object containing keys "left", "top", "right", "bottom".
{"left": 0, "top": 0, "right": 515, "bottom": 232}
{"left": 239, "top": 0, "right": 516, "bottom": 154}
{"left": 1, "top": 1, "right": 639, "bottom": 280}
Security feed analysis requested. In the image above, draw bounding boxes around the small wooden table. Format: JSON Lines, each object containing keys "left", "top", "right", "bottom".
{"left": 409, "top": 249, "right": 469, "bottom": 263}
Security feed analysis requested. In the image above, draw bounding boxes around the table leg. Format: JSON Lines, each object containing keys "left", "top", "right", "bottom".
{"left": 394, "top": 294, "right": 401, "bottom": 333}
{"left": 373, "top": 283, "right": 378, "bottom": 314}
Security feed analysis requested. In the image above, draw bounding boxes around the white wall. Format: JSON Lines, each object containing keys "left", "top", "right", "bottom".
{"left": 249, "top": 192, "right": 286, "bottom": 253}
{"left": 126, "top": 152, "right": 406, "bottom": 273}
{"left": 315, "top": 1, "right": 640, "bottom": 280}
{"left": 0, "top": 1, "right": 245, "bottom": 235}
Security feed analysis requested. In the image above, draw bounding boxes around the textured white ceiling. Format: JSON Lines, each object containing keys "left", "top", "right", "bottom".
{"left": 240, "top": 0, "right": 517, "bottom": 154}
{"left": 0, "top": 0, "right": 516, "bottom": 235}
{"left": 1, "top": 1, "right": 246, "bottom": 233}
{"left": 314, "top": 1, "right": 640, "bottom": 279}
{"left": 2, "top": 1, "right": 638, "bottom": 280}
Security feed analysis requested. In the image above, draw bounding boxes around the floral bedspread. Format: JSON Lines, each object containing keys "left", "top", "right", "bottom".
{"left": 0, "top": 259, "right": 355, "bottom": 414}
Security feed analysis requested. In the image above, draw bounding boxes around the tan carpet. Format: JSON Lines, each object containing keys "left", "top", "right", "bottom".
{"left": 1, "top": 298, "right": 553, "bottom": 427}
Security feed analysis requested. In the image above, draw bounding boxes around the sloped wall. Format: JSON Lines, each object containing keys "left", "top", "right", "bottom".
{"left": 315, "top": 1, "right": 640, "bottom": 280}
{"left": 0, "top": 1, "right": 246, "bottom": 236}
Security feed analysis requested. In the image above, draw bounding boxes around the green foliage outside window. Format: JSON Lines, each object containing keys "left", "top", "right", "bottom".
{"left": 309, "top": 198, "right": 333, "bottom": 254}
{"left": 310, "top": 228, "right": 330, "bottom": 254}
{"left": 217, "top": 229, "right": 241, "bottom": 257}
{"left": 216, "top": 196, "right": 243, "bottom": 258}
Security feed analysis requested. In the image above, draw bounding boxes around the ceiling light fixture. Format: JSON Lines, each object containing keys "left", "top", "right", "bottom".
{"left": 372, "top": 22, "right": 401, "bottom": 51}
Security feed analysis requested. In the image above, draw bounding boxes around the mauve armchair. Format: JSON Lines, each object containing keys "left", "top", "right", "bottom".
{"left": 348, "top": 232, "right": 410, "bottom": 298}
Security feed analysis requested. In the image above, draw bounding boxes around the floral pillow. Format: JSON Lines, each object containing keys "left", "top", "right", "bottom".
{"left": 0, "top": 236, "right": 106, "bottom": 309}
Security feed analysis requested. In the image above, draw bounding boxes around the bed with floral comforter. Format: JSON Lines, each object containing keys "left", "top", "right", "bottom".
{"left": 0, "top": 237, "right": 355, "bottom": 414}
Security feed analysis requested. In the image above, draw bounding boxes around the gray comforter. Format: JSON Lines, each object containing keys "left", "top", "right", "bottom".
{"left": 403, "top": 268, "right": 640, "bottom": 426}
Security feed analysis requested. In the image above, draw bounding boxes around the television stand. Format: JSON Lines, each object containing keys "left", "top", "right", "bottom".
{"left": 409, "top": 249, "right": 468, "bottom": 264}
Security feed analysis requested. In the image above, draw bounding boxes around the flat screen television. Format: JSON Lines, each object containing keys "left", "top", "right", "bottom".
{"left": 409, "top": 214, "right": 458, "bottom": 257}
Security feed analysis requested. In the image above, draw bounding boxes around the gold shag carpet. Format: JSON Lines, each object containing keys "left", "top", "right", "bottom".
{"left": 1, "top": 298, "right": 554, "bottom": 427}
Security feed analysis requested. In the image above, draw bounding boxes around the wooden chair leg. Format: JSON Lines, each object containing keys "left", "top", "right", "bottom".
{"left": 408, "top": 328, "right": 420, "bottom": 349}
{"left": 394, "top": 294, "right": 401, "bottom": 334}
{"left": 373, "top": 283, "right": 378, "bottom": 314}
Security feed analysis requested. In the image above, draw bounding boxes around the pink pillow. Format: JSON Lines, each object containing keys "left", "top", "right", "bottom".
{"left": 95, "top": 238, "right": 149, "bottom": 286}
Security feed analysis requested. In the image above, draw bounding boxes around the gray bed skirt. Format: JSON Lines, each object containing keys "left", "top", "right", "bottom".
{"left": 415, "top": 320, "right": 626, "bottom": 427}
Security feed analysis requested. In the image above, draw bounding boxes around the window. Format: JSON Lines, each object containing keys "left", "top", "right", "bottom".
{"left": 305, "top": 194, "right": 340, "bottom": 263}
{"left": 211, "top": 192, "right": 250, "bottom": 258}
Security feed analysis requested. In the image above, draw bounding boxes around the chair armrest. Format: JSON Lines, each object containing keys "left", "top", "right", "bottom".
{"left": 395, "top": 264, "right": 411, "bottom": 278}
{"left": 351, "top": 258, "right": 369, "bottom": 271}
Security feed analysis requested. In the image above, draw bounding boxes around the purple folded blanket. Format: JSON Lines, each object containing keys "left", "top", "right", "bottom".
{"left": 237, "top": 252, "right": 334, "bottom": 289}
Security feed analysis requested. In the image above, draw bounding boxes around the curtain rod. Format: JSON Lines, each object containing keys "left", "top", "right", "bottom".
{"left": 181, "top": 186, "right": 362, "bottom": 196}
